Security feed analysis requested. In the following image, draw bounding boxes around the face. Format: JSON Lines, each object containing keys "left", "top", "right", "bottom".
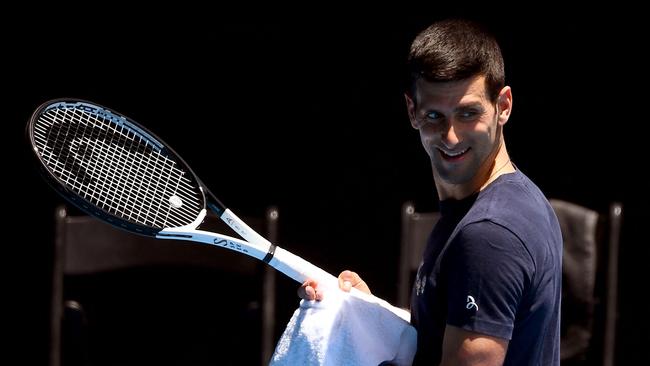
{"left": 406, "top": 75, "right": 507, "bottom": 186}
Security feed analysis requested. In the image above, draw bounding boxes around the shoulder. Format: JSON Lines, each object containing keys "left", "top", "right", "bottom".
{"left": 451, "top": 170, "right": 561, "bottom": 278}
{"left": 453, "top": 220, "right": 534, "bottom": 269}
{"left": 465, "top": 170, "right": 561, "bottom": 250}
{"left": 457, "top": 220, "right": 520, "bottom": 245}
{"left": 479, "top": 170, "right": 551, "bottom": 217}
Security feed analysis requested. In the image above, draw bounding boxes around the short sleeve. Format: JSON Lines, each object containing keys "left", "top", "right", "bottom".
{"left": 443, "top": 220, "right": 534, "bottom": 340}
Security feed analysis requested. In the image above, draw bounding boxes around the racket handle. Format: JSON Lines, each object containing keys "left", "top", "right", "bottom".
{"left": 271, "top": 247, "right": 411, "bottom": 322}
{"left": 269, "top": 246, "right": 338, "bottom": 287}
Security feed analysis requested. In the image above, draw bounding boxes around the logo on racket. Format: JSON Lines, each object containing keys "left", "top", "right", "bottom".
{"left": 44, "top": 120, "right": 159, "bottom": 187}
{"left": 214, "top": 238, "right": 248, "bottom": 253}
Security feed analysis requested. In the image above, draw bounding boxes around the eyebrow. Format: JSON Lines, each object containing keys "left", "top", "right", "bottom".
{"left": 425, "top": 102, "right": 485, "bottom": 115}
{"left": 454, "top": 102, "right": 484, "bottom": 111}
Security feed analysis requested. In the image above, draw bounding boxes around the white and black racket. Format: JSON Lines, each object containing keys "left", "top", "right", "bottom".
{"left": 27, "top": 98, "right": 412, "bottom": 321}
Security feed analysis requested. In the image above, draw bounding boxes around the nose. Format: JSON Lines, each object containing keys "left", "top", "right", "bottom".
{"left": 441, "top": 124, "right": 460, "bottom": 147}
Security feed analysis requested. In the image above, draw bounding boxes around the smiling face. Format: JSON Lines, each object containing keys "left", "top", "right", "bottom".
{"left": 406, "top": 75, "right": 512, "bottom": 198}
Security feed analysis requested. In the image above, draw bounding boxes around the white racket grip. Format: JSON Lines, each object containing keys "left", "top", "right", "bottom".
{"left": 271, "top": 247, "right": 411, "bottom": 322}
{"left": 269, "top": 246, "right": 338, "bottom": 288}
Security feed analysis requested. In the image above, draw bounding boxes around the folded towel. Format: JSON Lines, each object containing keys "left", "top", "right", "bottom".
{"left": 270, "top": 288, "right": 416, "bottom": 366}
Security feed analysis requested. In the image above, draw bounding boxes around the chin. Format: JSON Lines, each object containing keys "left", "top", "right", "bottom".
{"left": 434, "top": 162, "right": 474, "bottom": 185}
{"left": 436, "top": 170, "right": 474, "bottom": 185}
{"left": 442, "top": 175, "right": 473, "bottom": 185}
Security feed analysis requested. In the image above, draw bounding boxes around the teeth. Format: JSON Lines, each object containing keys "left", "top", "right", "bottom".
{"left": 442, "top": 148, "right": 468, "bottom": 157}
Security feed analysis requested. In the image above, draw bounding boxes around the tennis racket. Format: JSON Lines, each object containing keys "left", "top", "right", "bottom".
{"left": 27, "top": 98, "right": 337, "bottom": 283}
{"left": 27, "top": 98, "right": 409, "bottom": 320}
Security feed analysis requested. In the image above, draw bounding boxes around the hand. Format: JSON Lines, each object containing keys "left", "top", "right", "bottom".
{"left": 297, "top": 270, "right": 371, "bottom": 301}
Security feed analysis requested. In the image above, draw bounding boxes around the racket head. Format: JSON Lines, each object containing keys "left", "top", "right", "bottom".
{"left": 27, "top": 98, "right": 211, "bottom": 236}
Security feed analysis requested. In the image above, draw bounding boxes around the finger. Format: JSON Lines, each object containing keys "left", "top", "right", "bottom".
{"left": 342, "top": 280, "right": 352, "bottom": 292}
{"left": 297, "top": 285, "right": 312, "bottom": 300}
{"left": 298, "top": 280, "right": 323, "bottom": 301}
{"left": 338, "top": 270, "right": 355, "bottom": 291}
{"left": 338, "top": 270, "right": 371, "bottom": 294}
{"left": 297, "top": 280, "right": 315, "bottom": 300}
{"left": 338, "top": 270, "right": 359, "bottom": 288}
{"left": 314, "top": 286, "right": 323, "bottom": 301}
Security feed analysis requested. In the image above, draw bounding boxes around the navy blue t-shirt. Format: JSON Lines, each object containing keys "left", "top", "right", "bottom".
{"left": 410, "top": 170, "right": 562, "bottom": 365}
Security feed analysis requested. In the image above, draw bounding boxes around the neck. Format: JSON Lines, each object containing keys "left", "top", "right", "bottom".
{"left": 435, "top": 140, "right": 515, "bottom": 201}
{"left": 478, "top": 146, "right": 513, "bottom": 191}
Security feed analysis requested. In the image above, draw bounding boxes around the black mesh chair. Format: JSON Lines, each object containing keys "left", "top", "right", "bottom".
{"left": 50, "top": 205, "right": 279, "bottom": 366}
{"left": 550, "top": 199, "right": 622, "bottom": 366}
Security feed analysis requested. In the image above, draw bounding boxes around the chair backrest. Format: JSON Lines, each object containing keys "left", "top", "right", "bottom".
{"left": 50, "top": 205, "right": 279, "bottom": 366}
{"left": 397, "top": 202, "right": 440, "bottom": 309}
{"left": 550, "top": 199, "right": 622, "bottom": 366}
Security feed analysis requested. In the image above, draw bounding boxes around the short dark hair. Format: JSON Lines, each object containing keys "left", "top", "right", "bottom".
{"left": 407, "top": 18, "right": 505, "bottom": 103}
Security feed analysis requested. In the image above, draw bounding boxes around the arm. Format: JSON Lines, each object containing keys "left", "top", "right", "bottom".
{"left": 440, "top": 325, "right": 508, "bottom": 366}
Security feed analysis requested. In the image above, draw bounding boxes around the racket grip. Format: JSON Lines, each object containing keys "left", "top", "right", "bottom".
{"left": 269, "top": 246, "right": 339, "bottom": 288}
{"left": 271, "top": 247, "right": 411, "bottom": 322}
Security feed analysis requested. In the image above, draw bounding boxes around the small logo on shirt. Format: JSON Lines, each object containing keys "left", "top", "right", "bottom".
{"left": 466, "top": 295, "right": 479, "bottom": 311}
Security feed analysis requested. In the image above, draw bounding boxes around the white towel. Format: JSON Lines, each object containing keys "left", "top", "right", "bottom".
{"left": 270, "top": 288, "right": 417, "bottom": 366}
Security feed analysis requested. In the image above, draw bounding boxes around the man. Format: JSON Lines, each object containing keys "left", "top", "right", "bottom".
{"left": 300, "top": 18, "right": 562, "bottom": 365}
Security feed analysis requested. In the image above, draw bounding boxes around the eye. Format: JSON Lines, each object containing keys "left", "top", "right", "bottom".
{"left": 458, "top": 109, "right": 480, "bottom": 121}
{"left": 413, "top": 111, "right": 444, "bottom": 129}
{"left": 426, "top": 111, "right": 442, "bottom": 120}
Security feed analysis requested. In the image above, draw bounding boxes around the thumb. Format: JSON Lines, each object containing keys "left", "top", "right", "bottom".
{"left": 338, "top": 270, "right": 371, "bottom": 294}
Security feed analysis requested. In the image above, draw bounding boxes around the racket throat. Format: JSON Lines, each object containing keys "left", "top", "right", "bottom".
{"left": 219, "top": 209, "right": 276, "bottom": 261}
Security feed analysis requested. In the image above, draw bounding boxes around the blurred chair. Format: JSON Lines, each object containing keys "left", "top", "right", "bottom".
{"left": 550, "top": 199, "right": 622, "bottom": 366}
{"left": 397, "top": 202, "right": 440, "bottom": 309}
{"left": 50, "top": 205, "right": 279, "bottom": 366}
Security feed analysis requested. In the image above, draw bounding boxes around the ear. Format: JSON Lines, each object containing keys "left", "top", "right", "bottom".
{"left": 404, "top": 93, "right": 419, "bottom": 129}
{"left": 496, "top": 86, "right": 513, "bottom": 126}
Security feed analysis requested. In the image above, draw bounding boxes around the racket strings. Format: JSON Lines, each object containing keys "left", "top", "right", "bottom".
{"left": 33, "top": 106, "right": 204, "bottom": 229}
{"left": 40, "top": 108, "right": 202, "bottom": 226}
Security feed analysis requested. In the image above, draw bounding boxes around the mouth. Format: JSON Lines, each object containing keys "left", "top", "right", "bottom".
{"left": 437, "top": 147, "right": 470, "bottom": 162}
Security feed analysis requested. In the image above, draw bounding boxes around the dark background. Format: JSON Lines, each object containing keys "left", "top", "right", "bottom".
{"left": 5, "top": 4, "right": 647, "bottom": 365}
